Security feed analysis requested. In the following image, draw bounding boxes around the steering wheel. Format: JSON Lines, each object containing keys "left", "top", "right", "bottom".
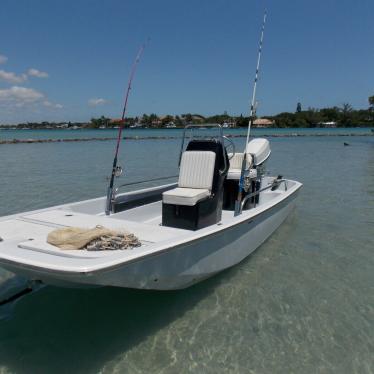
{"left": 223, "top": 136, "right": 236, "bottom": 160}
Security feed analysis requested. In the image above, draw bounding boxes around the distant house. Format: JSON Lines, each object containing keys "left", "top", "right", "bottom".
{"left": 253, "top": 118, "right": 274, "bottom": 128}
{"left": 159, "top": 115, "right": 175, "bottom": 127}
{"left": 110, "top": 118, "right": 125, "bottom": 126}
{"left": 151, "top": 119, "right": 162, "bottom": 126}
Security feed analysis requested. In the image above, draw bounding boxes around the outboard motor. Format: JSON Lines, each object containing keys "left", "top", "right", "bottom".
{"left": 246, "top": 138, "right": 271, "bottom": 206}
{"left": 223, "top": 138, "right": 271, "bottom": 210}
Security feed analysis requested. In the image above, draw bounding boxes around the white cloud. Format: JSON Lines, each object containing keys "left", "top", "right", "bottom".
{"left": 42, "top": 100, "right": 53, "bottom": 107}
{"left": 0, "top": 67, "right": 49, "bottom": 83}
{"left": 28, "top": 68, "right": 48, "bottom": 78}
{"left": 0, "top": 69, "right": 27, "bottom": 84}
{"left": 0, "top": 86, "right": 62, "bottom": 111}
{"left": 43, "top": 100, "right": 63, "bottom": 109}
{"left": 88, "top": 98, "right": 108, "bottom": 106}
{"left": 0, "top": 86, "right": 44, "bottom": 102}
{"left": 0, "top": 55, "right": 8, "bottom": 64}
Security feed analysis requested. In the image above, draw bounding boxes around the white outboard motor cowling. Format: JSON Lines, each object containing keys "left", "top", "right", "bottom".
{"left": 223, "top": 138, "right": 271, "bottom": 211}
{"left": 246, "top": 138, "right": 271, "bottom": 207}
{"left": 246, "top": 138, "right": 271, "bottom": 166}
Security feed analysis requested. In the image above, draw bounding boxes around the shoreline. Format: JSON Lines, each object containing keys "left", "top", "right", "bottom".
{"left": 0, "top": 132, "right": 373, "bottom": 145}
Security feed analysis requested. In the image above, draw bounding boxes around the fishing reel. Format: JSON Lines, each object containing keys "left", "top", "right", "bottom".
{"left": 105, "top": 166, "right": 123, "bottom": 182}
{"left": 114, "top": 166, "right": 123, "bottom": 178}
{"left": 243, "top": 168, "right": 257, "bottom": 192}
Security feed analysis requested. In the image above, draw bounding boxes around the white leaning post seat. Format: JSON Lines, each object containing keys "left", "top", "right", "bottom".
{"left": 163, "top": 151, "right": 216, "bottom": 206}
{"left": 227, "top": 152, "right": 253, "bottom": 180}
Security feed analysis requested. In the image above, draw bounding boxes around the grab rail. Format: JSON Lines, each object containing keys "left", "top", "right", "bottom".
{"left": 178, "top": 124, "right": 228, "bottom": 175}
{"left": 113, "top": 175, "right": 178, "bottom": 196}
{"left": 239, "top": 179, "right": 288, "bottom": 214}
{"left": 178, "top": 124, "right": 224, "bottom": 166}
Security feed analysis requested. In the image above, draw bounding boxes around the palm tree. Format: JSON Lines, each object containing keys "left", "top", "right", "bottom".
{"left": 340, "top": 103, "right": 353, "bottom": 126}
{"left": 369, "top": 95, "right": 374, "bottom": 111}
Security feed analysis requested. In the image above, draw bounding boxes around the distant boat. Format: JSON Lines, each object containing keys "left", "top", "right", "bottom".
{"left": 165, "top": 122, "right": 176, "bottom": 128}
{"left": 318, "top": 121, "right": 337, "bottom": 128}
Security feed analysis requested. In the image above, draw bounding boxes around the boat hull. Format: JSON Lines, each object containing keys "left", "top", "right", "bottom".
{"left": 0, "top": 189, "right": 299, "bottom": 290}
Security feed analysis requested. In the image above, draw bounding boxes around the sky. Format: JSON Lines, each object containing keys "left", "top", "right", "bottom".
{"left": 0, "top": 0, "right": 373, "bottom": 124}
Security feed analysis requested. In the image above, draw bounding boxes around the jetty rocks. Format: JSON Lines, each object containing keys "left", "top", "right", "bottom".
{"left": 0, "top": 133, "right": 373, "bottom": 145}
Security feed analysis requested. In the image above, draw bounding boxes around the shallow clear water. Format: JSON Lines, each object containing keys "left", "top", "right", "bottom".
{"left": 0, "top": 131, "right": 373, "bottom": 373}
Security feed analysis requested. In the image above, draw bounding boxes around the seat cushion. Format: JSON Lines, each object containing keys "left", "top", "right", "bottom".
{"left": 227, "top": 168, "right": 257, "bottom": 180}
{"left": 163, "top": 188, "right": 210, "bottom": 206}
{"left": 179, "top": 151, "right": 216, "bottom": 189}
{"left": 227, "top": 169, "right": 242, "bottom": 180}
{"left": 228, "top": 152, "right": 252, "bottom": 169}
{"left": 227, "top": 153, "right": 253, "bottom": 180}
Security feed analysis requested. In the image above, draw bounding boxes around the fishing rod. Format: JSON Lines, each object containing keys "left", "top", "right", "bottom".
{"left": 105, "top": 41, "right": 147, "bottom": 216}
{"left": 234, "top": 10, "right": 267, "bottom": 216}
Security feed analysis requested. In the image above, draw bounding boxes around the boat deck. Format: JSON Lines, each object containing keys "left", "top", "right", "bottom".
{"left": 0, "top": 184, "right": 287, "bottom": 252}
{"left": 2, "top": 202, "right": 241, "bottom": 255}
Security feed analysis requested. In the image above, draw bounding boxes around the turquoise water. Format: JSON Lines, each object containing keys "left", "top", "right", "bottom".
{"left": 0, "top": 131, "right": 373, "bottom": 373}
{"left": 0, "top": 126, "right": 373, "bottom": 141}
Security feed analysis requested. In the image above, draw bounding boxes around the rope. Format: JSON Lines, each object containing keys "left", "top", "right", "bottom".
{"left": 85, "top": 233, "right": 141, "bottom": 251}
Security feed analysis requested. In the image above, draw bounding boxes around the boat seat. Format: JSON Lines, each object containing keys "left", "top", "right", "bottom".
{"left": 162, "top": 188, "right": 210, "bottom": 206}
{"left": 227, "top": 152, "right": 252, "bottom": 180}
{"left": 162, "top": 140, "right": 228, "bottom": 230}
{"left": 162, "top": 151, "right": 216, "bottom": 206}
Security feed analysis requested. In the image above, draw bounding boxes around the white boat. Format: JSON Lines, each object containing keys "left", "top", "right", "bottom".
{"left": 0, "top": 15, "right": 302, "bottom": 294}
{"left": 0, "top": 125, "right": 302, "bottom": 290}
